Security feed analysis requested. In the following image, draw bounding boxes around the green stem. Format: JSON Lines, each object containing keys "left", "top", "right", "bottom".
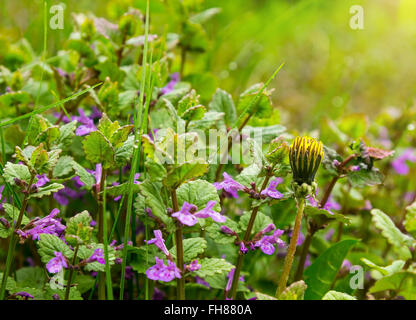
{"left": 97, "top": 168, "right": 107, "bottom": 300}
{"left": 276, "top": 198, "right": 305, "bottom": 298}
{"left": 64, "top": 244, "right": 79, "bottom": 300}
{"left": 171, "top": 189, "right": 185, "bottom": 300}
{"left": 0, "top": 174, "right": 35, "bottom": 300}
{"left": 228, "top": 171, "right": 273, "bottom": 299}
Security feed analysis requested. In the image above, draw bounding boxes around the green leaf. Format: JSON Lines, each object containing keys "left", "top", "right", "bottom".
{"left": 65, "top": 211, "right": 93, "bottom": 246}
{"left": 255, "top": 292, "right": 278, "bottom": 300}
{"left": 176, "top": 180, "right": 220, "bottom": 211}
{"left": 208, "top": 88, "right": 236, "bottom": 127}
{"left": 3, "top": 162, "right": 31, "bottom": 184}
{"left": 136, "top": 181, "right": 174, "bottom": 231}
{"left": 404, "top": 202, "right": 416, "bottom": 233}
{"left": 15, "top": 267, "right": 46, "bottom": 289}
{"left": 4, "top": 203, "right": 29, "bottom": 225}
{"left": 369, "top": 272, "right": 416, "bottom": 300}
{"left": 54, "top": 120, "right": 77, "bottom": 149}
{"left": 170, "top": 237, "right": 207, "bottom": 262}
{"left": 0, "top": 273, "right": 17, "bottom": 292}
{"left": 53, "top": 155, "right": 74, "bottom": 178}
{"left": 305, "top": 205, "right": 351, "bottom": 226}
{"left": 206, "top": 218, "right": 241, "bottom": 244}
{"left": 237, "top": 83, "right": 273, "bottom": 119}
{"left": 194, "top": 258, "right": 233, "bottom": 278}
{"left": 239, "top": 211, "right": 273, "bottom": 236}
{"left": 304, "top": 239, "right": 358, "bottom": 300}
{"left": 278, "top": 280, "right": 307, "bottom": 300}
{"left": 189, "top": 8, "right": 221, "bottom": 24}
{"left": 37, "top": 234, "right": 73, "bottom": 264}
{"left": 71, "top": 161, "right": 95, "bottom": 189}
{"left": 145, "top": 158, "right": 167, "bottom": 182}
{"left": 322, "top": 290, "right": 357, "bottom": 300}
{"left": 105, "top": 182, "right": 141, "bottom": 197}
{"left": 165, "top": 162, "right": 209, "bottom": 189}
{"left": 97, "top": 113, "right": 120, "bottom": 139}
{"left": 37, "top": 126, "right": 60, "bottom": 149}
{"left": 29, "top": 183, "right": 64, "bottom": 199}
{"left": 82, "top": 130, "right": 115, "bottom": 169}
{"left": 110, "top": 125, "right": 133, "bottom": 148}
{"left": 371, "top": 209, "right": 415, "bottom": 260}
{"left": 361, "top": 258, "right": 405, "bottom": 278}
{"left": 347, "top": 167, "right": 384, "bottom": 187}
{"left": 114, "top": 135, "right": 134, "bottom": 167}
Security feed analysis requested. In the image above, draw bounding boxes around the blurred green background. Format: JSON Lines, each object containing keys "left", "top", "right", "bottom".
{"left": 1, "top": 0, "right": 416, "bottom": 131}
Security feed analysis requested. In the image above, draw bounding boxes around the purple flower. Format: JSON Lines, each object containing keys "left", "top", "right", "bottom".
{"left": 220, "top": 225, "right": 236, "bottom": 235}
{"left": 17, "top": 208, "right": 66, "bottom": 241}
{"left": 260, "top": 178, "right": 284, "bottom": 199}
{"left": 152, "top": 287, "right": 166, "bottom": 300}
{"left": 35, "top": 174, "right": 49, "bottom": 187}
{"left": 53, "top": 187, "right": 86, "bottom": 206}
{"left": 324, "top": 228, "right": 335, "bottom": 241}
{"left": 341, "top": 259, "right": 352, "bottom": 270}
{"left": 195, "top": 276, "right": 210, "bottom": 289}
{"left": 125, "top": 266, "right": 134, "bottom": 279}
{"left": 172, "top": 202, "right": 198, "bottom": 226}
{"left": 160, "top": 73, "right": 179, "bottom": 95}
{"left": 194, "top": 201, "right": 226, "bottom": 223}
{"left": 87, "top": 248, "right": 105, "bottom": 264}
{"left": 90, "top": 106, "right": 102, "bottom": 120}
{"left": 351, "top": 165, "right": 361, "bottom": 172}
{"left": 307, "top": 188, "right": 340, "bottom": 215}
{"left": 186, "top": 260, "right": 201, "bottom": 272}
{"left": 392, "top": 149, "right": 416, "bottom": 175}
{"left": 74, "top": 108, "right": 97, "bottom": 136}
{"left": 225, "top": 268, "right": 244, "bottom": 293}
{"left": 46, "top": 251, "right": 68, "bottom": 273}
{"left": 254, "top": 229, "right": 285, "bottom": 255}
{"left": 146, "top": 230, "right": 170, "bottom": 256}
{"left": 213, "top": 172, "right": 245, "bottom": 198}
{"left": 15, "top": 291, "right": 34, "bottom": 300}
{"left": 90, "top": 219, "right": 97, "bottom": 227}
{"left": 145, "top": 257, "right": 181, "bottom": 282}
{"left": 240, "top": 242, "right": 248, "bottom": 254}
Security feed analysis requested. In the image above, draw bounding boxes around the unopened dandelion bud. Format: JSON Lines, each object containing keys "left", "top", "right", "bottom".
{"left": 289, "top": 136, "right": 324, "bottom": 187}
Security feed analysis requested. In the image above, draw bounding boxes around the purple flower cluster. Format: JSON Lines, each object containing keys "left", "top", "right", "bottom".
{"left": 46, "top": 251, "right": 68, "bottom": 273}
{"left": 146, "top": 230, "right": 170, "bottom": 256}
{"left": 35, "top": 174, "right": 49, "bottom": 187}
{"left": 172, "top": 200, "right": 226, "bottom": 226}
{"left": 307, "top": 189, "right": 340, "bottom": 215}
{"left": 213, "top": 173, "right": 246, "bottom": 198}
{"left": 225, "top": 268, "right": 244, "bottom": 294}
{"left": 160, "top": 73, "right": 179, "bottom": 95}
{"left": 85, "top": 248, "right": 105, "bottom": 264}
{"left": 392, "top": 148, "right": 416, "bottom": 175}
{"left": 254, "top": 226, "right": 285, "bottom": 255}
{"left": 146, "top": 257, "right": 182, "bottom": 282}
{"left": 186, "top": 260, "right": 201, "bottom": 272}
{"left": 260, "top": 178, "right": 284, "bottom": 199}
{"left": 16, "top": 208, "right": 66, "bottom": 241}
{"left": 74, "top": 108, "right": 100, "bottom": 136}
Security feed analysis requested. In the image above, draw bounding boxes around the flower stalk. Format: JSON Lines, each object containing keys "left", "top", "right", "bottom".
{"left": 171, "top": 188, "right": 185, "bottom": 300}
{"left": 64, "top": 244, "right": 79, "bottom": 300}
{"left": 228, "top": 166, "right": 274, "bottom": 299}
{"left": 276, "top": 197, "right": 305, "bottom": 297}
